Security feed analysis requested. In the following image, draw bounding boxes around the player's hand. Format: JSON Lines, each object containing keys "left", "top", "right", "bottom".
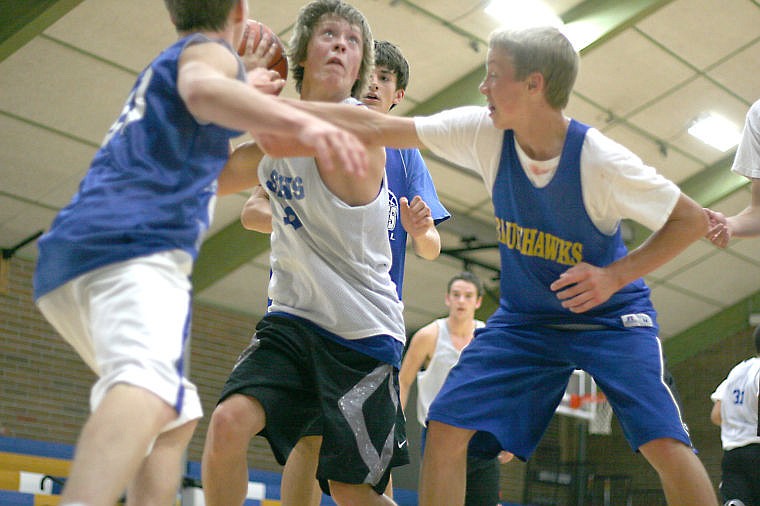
{"left": 497, "top": 451, "right": 514, "bottom": 464}
{"left": 704, "top": 207, "right": 731, "bottom": 248}
{"left": 400, "top": 196, "right": 434, "bottom": 238}
{"left": 299, "top": 120, "right": 368, "bottom": 176}
{"left": 241, "top": 31, "right": 279, "bottom": 72}
{"left": 550, "top": 262, "right": 618, "bottom": 313}
{"left": 246, "top": 67, "right": 285, "bottom": 96}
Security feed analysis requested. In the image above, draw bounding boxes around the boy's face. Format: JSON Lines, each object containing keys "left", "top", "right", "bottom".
{"left": 301, "top": 14, "right": 363, "bottom": 99}
{"left": 445, "top": 280, "right": 482, "bottom": 319}
{"left": 479, "top": 46, "right": 531, "bottom": 130}
{"left": 362, "top": 65, "right": 404, "bottom": 113}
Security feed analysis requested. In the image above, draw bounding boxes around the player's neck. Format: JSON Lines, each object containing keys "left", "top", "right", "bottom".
{"left": 301, "top": 80, "right": 352, "bottom": 104}
{"left": 446, "top": 315, "right": 477, "bottom": 339}
{"left": 514, "top": 110, "right": 569, "bottom": 161}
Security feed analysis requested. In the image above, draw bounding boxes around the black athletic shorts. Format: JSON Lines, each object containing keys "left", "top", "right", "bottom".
{"left": 219, "top": 315, "right": 409, "bottom": 492}
{"left": 720, "top": 443, "right": 760, "bottom": 505}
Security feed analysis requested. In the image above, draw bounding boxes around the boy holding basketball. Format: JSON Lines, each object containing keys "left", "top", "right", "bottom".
{"left": 239, "top": 39, "right": 450, "bottom": 505}
{"left": 283, "top": 25, "right": 717, "bottom": 506}
{"left": 32, "top": 1, "right": 365, "bottom": 505}
{"left": 201, "top": 2, "right": 408, "bottom": 505}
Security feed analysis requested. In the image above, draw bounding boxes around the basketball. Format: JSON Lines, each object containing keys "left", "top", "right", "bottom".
{"left": 237, "top": 19, "right": 288, "bottom": 81}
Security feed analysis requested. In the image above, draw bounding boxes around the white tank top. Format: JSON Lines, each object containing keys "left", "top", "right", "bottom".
{"left": 416, "top": 318, "right": 484, "bottom": 426}
{"left": 711, "top": 357, "right": 760, "bottom": 450}
{"left": 260, "top": 155, "right": 405, "bottom": 345}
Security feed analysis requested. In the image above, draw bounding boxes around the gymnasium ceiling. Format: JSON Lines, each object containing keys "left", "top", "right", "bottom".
{"left": 2, "top": 0, "right": 760, "bottom": 363}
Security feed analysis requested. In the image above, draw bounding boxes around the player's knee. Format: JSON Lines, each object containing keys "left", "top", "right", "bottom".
{"left": 208, "top": 396, "right": 263, "bottom": 445}
{"left": 329, "top": 482, "right": 377, "bottom": 506}
{"left": 724, "top": 500, "right": 746, "bottom": 506}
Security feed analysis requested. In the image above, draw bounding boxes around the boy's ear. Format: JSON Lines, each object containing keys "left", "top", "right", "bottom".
{"left": 527, "top": 71, "right": 544, "bottom": 91}
{"left": 392, "top": 87, "right": 405, "bottom": 106}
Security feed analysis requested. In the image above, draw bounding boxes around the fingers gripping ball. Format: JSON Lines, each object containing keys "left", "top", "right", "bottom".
{"left": 237, "top": 19, "right": 288, "bottom": 81}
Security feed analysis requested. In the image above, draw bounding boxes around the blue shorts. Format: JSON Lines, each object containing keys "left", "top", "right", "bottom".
{"left": 427, "top": 323, "right": 690, "bottom": 461}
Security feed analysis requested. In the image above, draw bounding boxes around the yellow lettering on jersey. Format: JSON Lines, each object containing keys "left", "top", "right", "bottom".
{"left": 533, "top": 231, "right": 545, "bottom": 258}
{"left": 495, "top": 217, "right": 583, "bottom": 266}
{"left": 522, "top": 228, "right": 537, "bottom": 256}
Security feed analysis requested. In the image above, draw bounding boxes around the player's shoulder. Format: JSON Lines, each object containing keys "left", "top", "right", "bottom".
{"left": 412, "top": 320, "right": 441, "bottom": 342}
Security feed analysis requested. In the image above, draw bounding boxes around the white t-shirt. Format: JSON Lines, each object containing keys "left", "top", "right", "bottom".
{"left": 711, "top": 357, "right": 760, "bottom": 450}
{"left": 732, "top": 99, "right": 760, "bottom": 179}
{"left": 414, "top": 106, "right": 680, "bottom": 235}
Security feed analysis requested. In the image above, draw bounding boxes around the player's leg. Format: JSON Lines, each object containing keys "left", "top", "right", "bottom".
{"left": 314, "top": 338, "right": 406, "bottom": 506}
{"left": 203, "top": 316, "right": 318, "bottom": 506}
{"left": 281, "top": 435, "right": 323, "bottom": 506}
{"left": 202, "top": 393, "right": 266, "bottom": 506}
{"left": 639, "top": 438, "right": 717, "bottom": 505}
{"left": 577, "top": 327, "right": 717, "bottom": 506}
{"left": 42, "top": 251, "right": 197, "bottom": 506}
{"left": 718, "top": 446, "right": 755, "bottom": 506}
{"left": 60, "top": 384, "right": 176, "bottom": 506}
{"left": 419, "top": 420, "right": 473, "bottom": 506}
{"left": 420, "top": 325, "right": 572, "bottom": 506}
{"left": 126, "top": 418, "right": 198, "bottom": 506}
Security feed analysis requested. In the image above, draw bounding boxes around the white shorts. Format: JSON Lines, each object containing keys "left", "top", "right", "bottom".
{"left": 37, "top": 250, "right": 202, "bottom": 433}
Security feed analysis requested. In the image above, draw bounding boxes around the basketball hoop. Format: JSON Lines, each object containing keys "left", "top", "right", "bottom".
{"left": 569, "top": 392, "right": 613, "bottom": 435}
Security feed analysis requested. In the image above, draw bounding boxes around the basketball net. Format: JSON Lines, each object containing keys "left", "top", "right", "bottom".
{"left": 569, "top": 392, "right": 613, "bottom": 435}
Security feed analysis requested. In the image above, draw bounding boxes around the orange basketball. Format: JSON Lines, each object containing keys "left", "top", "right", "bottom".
{"left": 237, "top": 19, "right": 288, "bottom": 81}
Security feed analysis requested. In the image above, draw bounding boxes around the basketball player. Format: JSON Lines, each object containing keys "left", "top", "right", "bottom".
{"left": 705, "top": 98, "right": 760, "bottom": 247}
{"left": 280, "top": 25, "right": 718, "bottom": 506}
{"left": 399, "top": 271, "right": 513, "bottom": 506}
{"left": 238, "top": 39, "right": 450, "bottom": 506}
{"left": 710, "top": 326, "right": 760, "bottom": 506}
{"left": 31, "top": 1, "right": 365, "bottom": 505}
{"left": 201, "top": 2, "right": 408, "bottom": 505}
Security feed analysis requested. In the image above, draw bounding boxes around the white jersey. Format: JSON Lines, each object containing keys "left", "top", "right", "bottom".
{"left": 710, "top": 357, "right": 760, "bottom": 450}
{"left": 260, "top": 155, "right": 406, "bottom": 345}
{"left": 732, "top": 99, "right": 760, "bottom": 179}
{"left": 414, "top": 106, "right": 680, "bottom": 235}
{"left": 416, "top": 318, "right": 485, "bottom": 426}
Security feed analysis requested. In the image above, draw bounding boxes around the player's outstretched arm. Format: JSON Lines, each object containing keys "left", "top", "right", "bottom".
{"left": 400, "top": 196, "right": 441, "bottom": 260}
{"left": 177, "top": 42, "right": 368, "bottom": 178}
{"left": 726, "top": 179, "right": 760, "bottom": 239}
{"left": 552, "top": 193, "right": 707, "bottom": 313}
{"left": 278, "top": 97, "right": 423, "bottom": 150}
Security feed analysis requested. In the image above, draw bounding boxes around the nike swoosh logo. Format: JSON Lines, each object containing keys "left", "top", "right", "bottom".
{"left": 397, "top": 440, "right": 407, "bottom": 449}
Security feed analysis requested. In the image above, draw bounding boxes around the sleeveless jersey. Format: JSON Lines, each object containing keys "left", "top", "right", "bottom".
{"left": 416, "top": 318, "right": 485, "bottom": 426}
{"left": 488, "top": 119, "right": 656, "bottom": 329}
{"left": 385, "top": 147, "right": 450, "bottom": 299}
{"left": 712, "top": 357, "right": 760, "bottom": 450}
{"left": 260, "top": 155, "right": 406, "bottom": 365}
{"left": 34, "top": 34, "right": 244, "bottom": 299}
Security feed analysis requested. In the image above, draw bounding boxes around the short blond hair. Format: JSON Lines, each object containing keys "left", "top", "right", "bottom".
{"left": 489, "top": 26, "right": 578, "bottom": 109}
{"left": 289, "top": 0, "right": 374, "bottom": 99}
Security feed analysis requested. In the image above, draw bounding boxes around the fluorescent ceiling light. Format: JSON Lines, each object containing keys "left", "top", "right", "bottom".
{"left": 485, "top": 0, "right": 562, "bottom": 30}
{"left": 687, "top": 113, "right": 742, "bottom": 152}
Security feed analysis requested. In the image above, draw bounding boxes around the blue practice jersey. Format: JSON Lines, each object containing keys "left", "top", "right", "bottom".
{"left": 488, "top": 119, "right": 656, "bottom": 330}
{"left": 385, "top": 147, "right": 449, "bottom": 298}
{"left": 34, "top": 34, "right": 245, "bottom": 299}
